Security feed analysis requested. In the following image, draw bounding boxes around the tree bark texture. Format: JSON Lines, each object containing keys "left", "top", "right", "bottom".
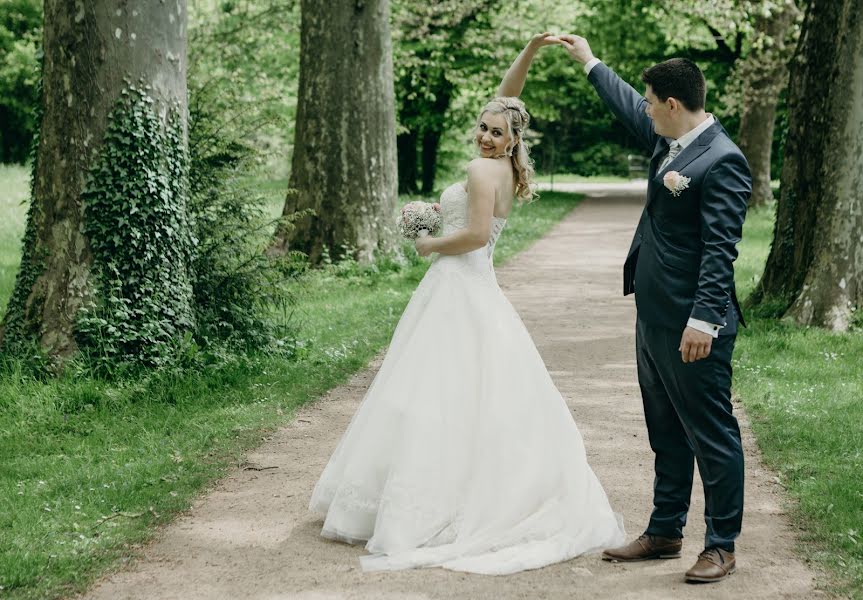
{"left": 271, "top": 0, "right": 398, "bottom": 263}
{"left": 736, "top": 3, "right": 800, "bottom": 207}
{"left": 0, "top": 1, "right": 190, "bottom": 358}
{"left": 752, "top": 0, "right": 863, "bottom": 330}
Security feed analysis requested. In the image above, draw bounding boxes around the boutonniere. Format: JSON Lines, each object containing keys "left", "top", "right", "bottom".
{"left": 663, "top": 171, "right": 691, "bottom": 197}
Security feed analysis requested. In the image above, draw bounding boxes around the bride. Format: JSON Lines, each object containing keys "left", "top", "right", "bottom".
{"left": 309, "top": 33, "right": 625, "bottom": 575}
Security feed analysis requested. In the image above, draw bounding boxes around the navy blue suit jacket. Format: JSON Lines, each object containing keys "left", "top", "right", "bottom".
{"left": 588, "top": 62, "right": 751, "bottom": 334}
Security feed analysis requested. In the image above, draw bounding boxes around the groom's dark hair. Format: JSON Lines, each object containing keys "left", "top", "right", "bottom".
{"left": 641, "top": 58, "right": 706, "bottom": 112}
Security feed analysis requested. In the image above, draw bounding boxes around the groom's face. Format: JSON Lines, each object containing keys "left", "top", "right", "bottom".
{"left": 644, "top": 86, "right": 672, "bottom": 137}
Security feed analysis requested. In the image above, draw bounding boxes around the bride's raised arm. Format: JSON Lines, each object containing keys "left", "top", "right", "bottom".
{"left": 496, "top": 33, "right": 560, "bottom": 98}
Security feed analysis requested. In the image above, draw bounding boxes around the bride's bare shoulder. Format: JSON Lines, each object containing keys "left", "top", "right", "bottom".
{"left": 466, "top": 157, "right": 510, "bottom": 181}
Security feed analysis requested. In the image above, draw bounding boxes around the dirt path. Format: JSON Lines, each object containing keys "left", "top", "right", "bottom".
{"left": 81, "top": 192, "right": 821, "bottom": 599}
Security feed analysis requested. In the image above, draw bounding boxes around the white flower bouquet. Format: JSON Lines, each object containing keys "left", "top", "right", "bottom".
{"left": 396, "top": 201, "right": 442, "bottom": 239}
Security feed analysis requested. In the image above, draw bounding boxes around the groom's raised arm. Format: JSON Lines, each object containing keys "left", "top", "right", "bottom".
{"left": 558, "top": 35, "right": 658, "bottom": 152}
{"left": 586, "top": 63, "right": 658, "bottom": 152}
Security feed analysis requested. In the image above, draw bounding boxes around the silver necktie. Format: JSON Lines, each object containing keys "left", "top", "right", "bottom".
{"left": 659, "top": 141, "right": 681, "bottom": 172}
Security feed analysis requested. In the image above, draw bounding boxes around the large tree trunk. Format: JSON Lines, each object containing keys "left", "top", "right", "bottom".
{"left": 736, "top": 3, "right": 800, "bottom": 207}
{"left": 0, "top": 1, "right": 193, "bottom": 361}
{"left": 751, "top": 0, "right": 863, "bottom": 330}
{"left": 270, "top": 0, "right": 398, "bottom": 264}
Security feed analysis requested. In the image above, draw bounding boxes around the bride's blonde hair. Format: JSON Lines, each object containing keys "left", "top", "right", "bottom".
{"left": 474, "top": 97, "right": 537, "bottom": 201}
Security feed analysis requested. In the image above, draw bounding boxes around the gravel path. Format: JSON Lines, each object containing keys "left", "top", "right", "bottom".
{"left": 80, "top": 191, "right": 821, "bottom": 599}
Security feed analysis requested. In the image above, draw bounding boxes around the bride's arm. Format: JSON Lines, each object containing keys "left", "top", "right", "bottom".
{"left": 497, "top": 33, "right": 560, "bottom": 97}
{"left": 415, "top": 160, "right": 496, "bottom": 257}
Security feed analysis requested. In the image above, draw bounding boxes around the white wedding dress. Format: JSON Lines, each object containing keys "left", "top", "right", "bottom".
{"left": 309, "top": 182, "right": 625, "bottom": 575}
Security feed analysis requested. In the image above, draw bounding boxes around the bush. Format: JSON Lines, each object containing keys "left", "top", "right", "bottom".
{"left": 186, "top": 83, "right": 308, "bottom": 355}
{"left": 569, "top": 142, "right": 631, "bottom": 178}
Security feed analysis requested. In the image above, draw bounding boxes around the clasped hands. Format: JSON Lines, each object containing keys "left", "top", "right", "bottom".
{"left": 527, "top": 32, "right": 596, "bottom": 65}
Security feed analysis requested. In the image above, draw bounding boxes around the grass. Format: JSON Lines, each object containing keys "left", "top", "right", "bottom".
{"left": 733, "top": 203, "right": 863, "bottom": 597}
{"left": 0, "top": 168, "right": 582, "bottom": 600}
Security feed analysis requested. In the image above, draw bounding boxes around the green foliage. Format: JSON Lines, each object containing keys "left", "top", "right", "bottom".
{"left": 392, "top": 0, "right": 501, "bottom": 191}
{"left": 188, "top": 0, "right": 300, "bottom": 178}
{"left": 0, "top": 164, "right": 29, "bottom": 312}
{"left": 186, "top": 81, "right": 308, "bottom": 353}
{"left": 569, "top": 142, "right": 631, "bottom": 177}
{"left": 76, "top": 86, "right": 195, "bottom": 370}
{"left": 0, "top": 0, "right": 41, "bottom": 164}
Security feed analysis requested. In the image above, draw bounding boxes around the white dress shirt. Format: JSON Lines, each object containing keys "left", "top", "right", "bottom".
{"left": 584, "top": 59, "right": 723, "bottom": 338}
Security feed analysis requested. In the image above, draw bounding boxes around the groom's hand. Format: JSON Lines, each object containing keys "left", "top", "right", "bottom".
{"left": 557, "top": 34, "right": 596, "bottom": 65}
{"left": 679, "top": 327, "right": 713, "bottom": 363}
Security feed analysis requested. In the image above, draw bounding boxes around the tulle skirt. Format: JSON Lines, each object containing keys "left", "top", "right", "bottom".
{"left": 309, "top": 249, "right": 625, "bottom": 575}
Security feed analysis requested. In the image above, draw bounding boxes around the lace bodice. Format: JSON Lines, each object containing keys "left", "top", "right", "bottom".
{"left": 439, "top": 182, "right": 507, "bottom": 257}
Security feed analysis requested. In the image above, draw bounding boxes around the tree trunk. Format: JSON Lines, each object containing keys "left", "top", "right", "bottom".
{"left": 270, "top": 0, "right": 398, "bottom": 264}
{"left": 751, "top": 0, "right": 863, "bottom": 330}
{"left": 0, "top": 1, "right": 193, "bottom": 361}
{"left": 736, "top": 3, "right": 800, "bottom": 207}
{"left": 397, "top": 131, "right": 419, "bottom": 194}
{"left": 420, "top": 129, "right": 442, "bottom": 194}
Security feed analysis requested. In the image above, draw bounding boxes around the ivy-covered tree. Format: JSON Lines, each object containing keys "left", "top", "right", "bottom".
{"left": 269, "top": 0, "right": 398, "bottom": 263}
{"left": 750, "top": 0, "right": 863, "bottom": 330}
{"left": 0, "top": 1, "right": 195, "bottom": 364}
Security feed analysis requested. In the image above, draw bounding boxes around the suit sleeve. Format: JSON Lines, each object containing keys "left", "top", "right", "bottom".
{"left": 586, "top": 62, "right": 659, "bottom": 152}
{"left": 690, "top": 155, "right": 751, "bottom": 324}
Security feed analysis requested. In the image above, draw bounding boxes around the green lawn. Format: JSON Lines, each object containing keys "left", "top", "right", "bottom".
{"left": 734, "top": 204, "right": 863, "bottom": 597}
{"left": 0, "top": 169, "right": 581, "bottom": 600}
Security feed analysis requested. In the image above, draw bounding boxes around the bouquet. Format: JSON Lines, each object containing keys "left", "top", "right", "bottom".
{"left": 396, "top": 201, "right": 442, "bottom": 239}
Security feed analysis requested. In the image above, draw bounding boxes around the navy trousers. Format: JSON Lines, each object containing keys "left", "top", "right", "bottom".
{"left": 636, "top": 317, "right": 744, "bottom": 551}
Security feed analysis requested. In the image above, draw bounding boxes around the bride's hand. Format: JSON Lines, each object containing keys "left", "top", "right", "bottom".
{"left": 415, "top": 232, "right": 435, "bottom": 257}
{"left": 528, "top": 32, "right": 561, "bottom": 49}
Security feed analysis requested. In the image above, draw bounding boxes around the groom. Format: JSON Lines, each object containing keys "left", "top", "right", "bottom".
{"left": 558, "top": 35, "right": 750, "bottom": 583}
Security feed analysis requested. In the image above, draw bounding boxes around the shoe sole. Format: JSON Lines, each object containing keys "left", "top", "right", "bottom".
{"left": 685, "top": 566, "right": 736, "bottom": 583}
{"left": 602, "top": 552, "right": 682, "bottom": 562}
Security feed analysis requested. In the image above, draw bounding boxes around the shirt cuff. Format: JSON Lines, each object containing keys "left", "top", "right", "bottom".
{"left": 687, "top": 317, "right": 721, "bottom": 338}
{"left": 584, "top": 58, "right": 601, "bottom": 75}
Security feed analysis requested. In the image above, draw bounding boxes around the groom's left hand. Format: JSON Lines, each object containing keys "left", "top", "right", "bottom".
{"left": 679, "top": 327, "right": 713, "bottom": 363}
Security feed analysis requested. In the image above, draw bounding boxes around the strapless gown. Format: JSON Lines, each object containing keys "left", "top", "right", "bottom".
{"left": 309, "top": 182, "right": 625, "bottom": 574}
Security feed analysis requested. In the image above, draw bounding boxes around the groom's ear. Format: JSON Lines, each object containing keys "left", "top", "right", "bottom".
{"left": 667, "top": 97, "right": 682, "bottom": 112}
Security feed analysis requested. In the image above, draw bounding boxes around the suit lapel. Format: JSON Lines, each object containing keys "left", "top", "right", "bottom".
{"left": 648, "top": 121, "right": 724, "bottom": 206}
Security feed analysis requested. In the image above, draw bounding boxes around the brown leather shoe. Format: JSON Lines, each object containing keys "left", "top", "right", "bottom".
{"left": 685, "top": 548, "right": 736, "bottom": 583}
{"left": 602, "top": 533, "right": 683, "bottom": 562}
